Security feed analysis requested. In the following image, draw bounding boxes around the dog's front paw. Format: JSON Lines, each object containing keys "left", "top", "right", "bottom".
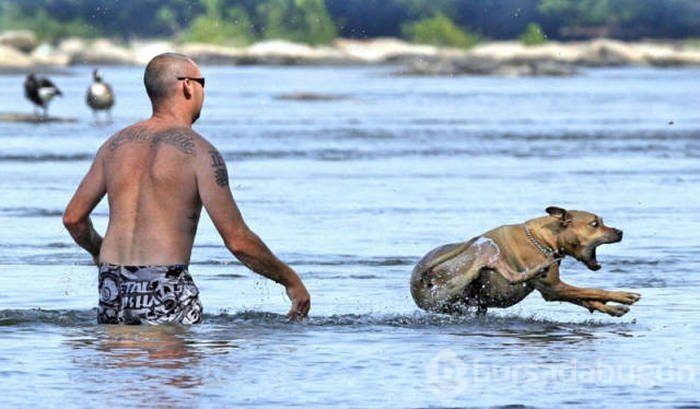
{"left": 605, "top": 304, "right": 630, "bottom": 317}
{"left": 611, "top": 291, "right": 642, "bottom": 305}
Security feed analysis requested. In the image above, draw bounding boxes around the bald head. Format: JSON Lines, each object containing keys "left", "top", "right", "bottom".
{"left": 144, "top": 52, "right": 197, "bottom": 106}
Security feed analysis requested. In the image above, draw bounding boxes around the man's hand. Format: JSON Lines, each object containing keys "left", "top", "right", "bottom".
{"left": 285, "top": 281, "right": 311, "bottom": 321}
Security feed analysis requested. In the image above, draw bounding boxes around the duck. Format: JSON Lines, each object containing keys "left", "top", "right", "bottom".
{"left": 86, "top": 68, "right": 115, "bottom": 123}
{"left": 24, "top": 73, "right": 62, "bottom": 119}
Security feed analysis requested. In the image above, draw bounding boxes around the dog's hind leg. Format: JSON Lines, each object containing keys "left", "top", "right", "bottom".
{"left": 425, "top": 238, "right": 508, "bottom": 308}
{"left": 425, "top": 260, "right": 484, "bottom": 309}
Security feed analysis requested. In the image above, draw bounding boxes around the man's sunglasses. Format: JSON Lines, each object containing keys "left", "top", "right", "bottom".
{"left": 177, "top": 76, "right": 205, "bottom": 87}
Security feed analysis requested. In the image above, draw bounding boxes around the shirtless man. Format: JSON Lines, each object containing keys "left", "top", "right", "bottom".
{"left": 63, "top": 53, "right": 310, "bottom": 324}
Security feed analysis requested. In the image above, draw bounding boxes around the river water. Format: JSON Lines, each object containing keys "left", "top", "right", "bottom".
{"left": 0, "top": 65, "right": 699, "bottom": 408}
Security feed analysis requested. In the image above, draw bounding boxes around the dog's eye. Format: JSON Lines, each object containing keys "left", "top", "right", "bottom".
{"left": 590, "top": 221, "right": 599, "bottom": 228}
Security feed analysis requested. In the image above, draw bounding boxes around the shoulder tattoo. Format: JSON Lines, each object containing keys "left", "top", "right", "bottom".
{"left": 208, "top": 149, "right": 229, "bottom": 187}
{"left": 151, "top": 128, "right": 197, "bottom": 155}
{"left": 108, "top": 127, "right": 197, "bottom": 155}
{"left": 108, "top": 127, "right": 149, "bottom": 151}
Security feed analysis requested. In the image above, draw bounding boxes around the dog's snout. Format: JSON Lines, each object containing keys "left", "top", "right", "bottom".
{"left": 614, "top": 228, "right": 623, "bottom": 238}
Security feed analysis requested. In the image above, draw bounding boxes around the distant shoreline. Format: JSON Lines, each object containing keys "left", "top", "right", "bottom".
{"left": 2, "top": 30, "right": 700, "bottom": 77}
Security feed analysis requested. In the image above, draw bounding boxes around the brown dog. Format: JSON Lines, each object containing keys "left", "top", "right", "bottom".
{"left": 410, "top": 207, "right": 641, "bottom": 317}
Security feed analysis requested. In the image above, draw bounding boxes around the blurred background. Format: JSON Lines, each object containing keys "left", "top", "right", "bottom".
{"left": 3, "top": 0, "right": 700, "bottom": 77}
{"left": 2, "top": 0, "right": 700, "bottom": 44}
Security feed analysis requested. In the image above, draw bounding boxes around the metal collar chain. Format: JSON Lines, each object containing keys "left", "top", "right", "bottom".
{"left": 523, "top": 224, "right": 557, "bottom": 258}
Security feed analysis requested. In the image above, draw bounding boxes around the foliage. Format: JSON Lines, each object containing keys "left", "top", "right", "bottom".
{"left": 254, "top": 0, "right": 337, "bottom": 44}
{"left": 537, "top": 0, "right": 676, "bottom": 39}
{"left": 519, "top": 23, "right": 547, "bottom": 45}
{"left": 1, "top": 0, "right": 700, "bottom": 45}
{"left": 0, "top": 2, "right": 98, "bottom": 40}
{"left": 330, "top": 0, "right": 700, "bottom": 41}
{"left": 180, "top": 0, "right": 253, "bottom": 45}
{"left": 401, "top": 13, "right": 478, "bottom": 48}
{"left": 539, "top": 0, "right": 615, "bottom": 25}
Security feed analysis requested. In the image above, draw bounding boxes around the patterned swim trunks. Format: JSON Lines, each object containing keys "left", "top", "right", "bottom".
{"left": 98, "top": 264, "right": 203, "bottom": 325}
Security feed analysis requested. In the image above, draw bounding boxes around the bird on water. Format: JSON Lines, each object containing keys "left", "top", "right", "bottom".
{"left": 86, "top": 68, "right": 115, "bottom": 123}
{"left": 24, "top": 73, "right": 62, "bottom": 119}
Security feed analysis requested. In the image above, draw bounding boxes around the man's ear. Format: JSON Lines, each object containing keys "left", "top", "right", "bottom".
{"left": 182, "top": 80, "right": 193, "bottom": 99}
{"left": 546, "top": 206, "right": 572, "bottom": 226}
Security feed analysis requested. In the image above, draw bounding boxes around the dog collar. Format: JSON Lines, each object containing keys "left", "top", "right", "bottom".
{"left": 523, "top": 224, "right": 558, "bottom": 258}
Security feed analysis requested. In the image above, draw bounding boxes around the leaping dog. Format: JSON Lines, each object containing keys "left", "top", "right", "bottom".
{"left": 410, "top": 207, "right": 641, "bottom": 317}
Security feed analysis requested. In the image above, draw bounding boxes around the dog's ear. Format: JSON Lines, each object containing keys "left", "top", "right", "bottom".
{"left": 546, "top": 206, "right": 572, "bottom": 226}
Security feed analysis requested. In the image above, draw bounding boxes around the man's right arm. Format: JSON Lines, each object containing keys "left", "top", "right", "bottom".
{"left": 63, "top": 147, "right": 107, "bottom": 264}
{"left": 195, "top": 143, "right": 310, "bottom": 320}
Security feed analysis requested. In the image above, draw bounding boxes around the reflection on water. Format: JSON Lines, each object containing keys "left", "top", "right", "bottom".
{"left": 69, "top": 326, "right": 204, "bottom": 396}
{"left": 64, "top": 325, "right": 243, "bottom": 408}
{"left": 97, "top": 326, "right": 199, "bottom": 369}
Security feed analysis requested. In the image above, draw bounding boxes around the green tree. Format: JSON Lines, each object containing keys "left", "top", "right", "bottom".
{"left": 396, "top": 0, "right": 459, "bottom": 18}
{"left": 538, "top": 0, "right": 661, "bottom": 39}
{"left": 3, "top": 0, "right": 700, "bottom": 44}
{"left": 156, "top": 6, "right": 179, "bottom": 35}
{"left": 540, "top": 0, "right": 611, "bottom": 25}
{"left": 295, "top": 0, "right": 337, "bottom": 44}
{"left": 255, "top": 0, "right": 337, "bottom": 44}
{"left": 0, "top": 2, "right": 96, "bottom": 40}
{"left": 181, "top": 0, "right": 253, "bottom": 45}
{"left": 519, "top": 22, "right": 547, "bottom": 45}
{"left": 401, "top": 13, "right": 478, "bottom": 48}
{"left": 539, "top": 0, "right": 653, "bottom": 27}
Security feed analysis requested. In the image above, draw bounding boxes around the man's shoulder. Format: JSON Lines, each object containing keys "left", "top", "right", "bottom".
{"left": 185, "top": 129, "right": 219, "bottom": 155}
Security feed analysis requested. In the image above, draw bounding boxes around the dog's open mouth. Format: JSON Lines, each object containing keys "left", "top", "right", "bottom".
{"left": 582, "top": 246, "right": 601, "bottom": 271}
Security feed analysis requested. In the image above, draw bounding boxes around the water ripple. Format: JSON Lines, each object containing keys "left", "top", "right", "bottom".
{"left": 0, "top": 308, "right": 634, "bottom": 331}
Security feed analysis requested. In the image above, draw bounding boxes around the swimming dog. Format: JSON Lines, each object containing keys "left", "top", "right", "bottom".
{"left": 410, "top": 207, "right": 641, "bottom": 317}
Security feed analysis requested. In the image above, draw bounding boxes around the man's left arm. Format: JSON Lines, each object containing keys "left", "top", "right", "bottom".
{"left": 63, "top": 148, "right": 107, "bottom": 264}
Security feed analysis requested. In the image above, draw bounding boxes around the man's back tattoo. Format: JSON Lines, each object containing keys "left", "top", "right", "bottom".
{"left": 108, "top": 127, "right": 196, "bottom": 155}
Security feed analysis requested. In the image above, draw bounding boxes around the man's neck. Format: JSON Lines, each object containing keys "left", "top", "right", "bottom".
{"left": 150, "top": 109, "right": 192, "bottom": 128}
